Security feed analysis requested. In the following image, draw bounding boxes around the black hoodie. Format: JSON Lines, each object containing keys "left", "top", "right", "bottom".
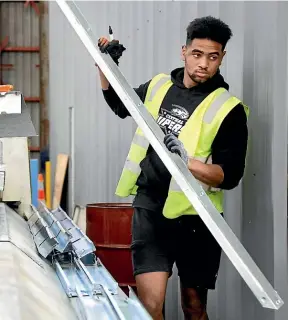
{"left": 102, "top": 68, "right": 248, "bottom": 212}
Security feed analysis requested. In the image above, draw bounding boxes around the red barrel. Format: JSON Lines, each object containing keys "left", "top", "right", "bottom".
{"left": 86, "top": 203, "right": 136, "bottom": 296}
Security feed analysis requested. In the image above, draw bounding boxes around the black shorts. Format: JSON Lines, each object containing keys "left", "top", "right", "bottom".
{"left": 131, "top": 207, "right": 222, "bottom": 289}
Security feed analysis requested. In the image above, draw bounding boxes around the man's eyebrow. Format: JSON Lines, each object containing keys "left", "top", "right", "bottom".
{"left": 191, "top": 49, "right": 204, "bottom": 54}
{"left": 191, "top": 49, "right": 220, "bottom": 56}
{"left": 209, "top": 51, "right": 220, "bottom": 56}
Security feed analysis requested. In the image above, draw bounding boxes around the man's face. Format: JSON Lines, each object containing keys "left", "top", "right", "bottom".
{"left": 181, "top": 38, "right": 226, "bottom": 84}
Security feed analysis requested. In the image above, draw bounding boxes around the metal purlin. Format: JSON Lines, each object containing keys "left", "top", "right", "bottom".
{"left": 28, "top": 201, "right": 152, "bottom": 320}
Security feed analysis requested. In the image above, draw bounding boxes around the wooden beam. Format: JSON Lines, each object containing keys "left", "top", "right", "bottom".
{"left": 24, "top": 97, "right": 40, "bottom": 103}
{"left": 53, "top": 154, "right": 69, "bottom": 209}
{"left": 39, "top": 1, "right": 49, "bottom": 149}
{"left": 0, "top": 64, "right": 13, "bottom": 70}
{"left": 3, "top": 47, "right": 40, "bottom": 52}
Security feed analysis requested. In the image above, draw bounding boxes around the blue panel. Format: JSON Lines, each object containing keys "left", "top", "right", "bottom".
{"left": 30, "top": 159, "right": 38, "bottom": 207}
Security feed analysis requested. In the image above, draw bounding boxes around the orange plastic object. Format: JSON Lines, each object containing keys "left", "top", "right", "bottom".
{"left": 0, "top": 85, "right": 13, "bottom": 92}
{"left": 38, "top": 173, "right": 46, "bottom": 202}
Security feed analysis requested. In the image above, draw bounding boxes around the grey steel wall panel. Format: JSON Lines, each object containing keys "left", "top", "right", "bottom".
{"left": 49, "top": 2, "right": 287, "bottom": 319}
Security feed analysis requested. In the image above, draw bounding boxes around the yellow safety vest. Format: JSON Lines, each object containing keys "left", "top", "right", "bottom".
{"left": 115, "top": 73, "right": 249, "bottom": 219}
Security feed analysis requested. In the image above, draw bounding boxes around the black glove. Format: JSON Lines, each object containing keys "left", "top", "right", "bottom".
{"left": 164, "top": 133, "right": 189, "bottom": 164}
{"left": 98, "top": 38, "right": 126, "bottom": 65}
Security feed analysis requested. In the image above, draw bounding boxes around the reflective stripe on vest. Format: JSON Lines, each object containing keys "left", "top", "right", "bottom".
{"left": 203, "top": 90, "right": 232, "bottom": 123}
{"left": 147, "top": 75, "right": 170, "bottom": 101}
{"left": 124, "top": 159, "right": 142, "bottom": 175}
{"left": 132, "top": 134, "right": 149, "bottom": 149}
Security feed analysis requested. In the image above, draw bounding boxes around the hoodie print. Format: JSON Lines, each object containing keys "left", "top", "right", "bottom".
{"left": 157, "top": 104, "right": 190, "bottom": 135}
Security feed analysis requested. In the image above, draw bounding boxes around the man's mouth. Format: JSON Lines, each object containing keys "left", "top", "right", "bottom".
{"left": 195, "top": 71, "right": 208, "bottom": 78}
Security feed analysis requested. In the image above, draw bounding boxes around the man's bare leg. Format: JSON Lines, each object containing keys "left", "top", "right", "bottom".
{"left": 180, "top": 283, "right": 209, "bottom": 320}
{"left": 135, "top": 271, "right": 169, "bottom": 320}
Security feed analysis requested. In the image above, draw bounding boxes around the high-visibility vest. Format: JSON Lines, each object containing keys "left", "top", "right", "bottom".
{"left": 115, "top": 73, "right": 249, "bottom": 219}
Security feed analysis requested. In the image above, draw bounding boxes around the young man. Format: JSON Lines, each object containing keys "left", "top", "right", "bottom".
{"left": 97, "top": 16, "right": 248, "bottom": 320}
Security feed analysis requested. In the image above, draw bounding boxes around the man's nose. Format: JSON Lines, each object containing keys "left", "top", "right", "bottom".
{"left": 198, "top": 56, "right": 209, "bottom": 69}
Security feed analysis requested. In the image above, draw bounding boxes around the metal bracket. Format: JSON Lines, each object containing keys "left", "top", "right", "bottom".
{"left": 52, "top": 206, "right": 96, "bottom": 258}
{"left": 55, "top": 0, "right": 283, "bottom": 310}
{"left": 74, "top": 256, "right": 98, "bottom": 295}
{"left": 29, "top": 203, "right": 95, "bottom": 260}
{"left": 38, "top": 201, "right": 71, "bottom": 252}
{"left": 54, "top": 254, "right": 134, "bottom": 320}
{"left": 93, "top": 259, "right": 119, "bottom": 295}
{"left": 28, "top": 205, "right": 59, "bottom": 258}
{"left": 54, "top": 255, "right": 119, "bottom": 297}
{"left": 54, "top": 259, "right": 75, "bottom": 298}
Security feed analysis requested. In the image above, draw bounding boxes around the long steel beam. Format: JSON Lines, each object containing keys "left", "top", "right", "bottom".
{"left": 55, "top": 0, "right": 283, "bottom": 310}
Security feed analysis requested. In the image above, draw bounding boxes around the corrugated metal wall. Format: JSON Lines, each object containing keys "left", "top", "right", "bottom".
{"left": 49, "top": 1, "right": 288, "bottom": 320}
{"left": 241, "top": 3, "right": 287, "bottom": 320}
{"left": 0, "top": 1, "right": 40, "bottom": 153}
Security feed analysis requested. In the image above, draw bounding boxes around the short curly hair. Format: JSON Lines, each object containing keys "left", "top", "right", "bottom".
{"left": 186, "top": 16, "right": 233, "bottom": 50}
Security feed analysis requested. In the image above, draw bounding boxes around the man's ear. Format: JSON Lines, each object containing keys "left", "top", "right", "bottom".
{"left": 181, "top": 45, "right": 186, "bottom": 61}
{"left": 219, "top": 50, "right": 226, "bottom": 66}
{"left": 221, "top": 50, "right": 226, "bottom": 61}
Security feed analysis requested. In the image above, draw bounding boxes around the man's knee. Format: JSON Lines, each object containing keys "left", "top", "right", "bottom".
{"left": 135, "top": 272, "right": 168, "bottom": 319}
{"left": 181, "top": 286, "right": 209, "bottom": 320}
{"left": 140, "top": 294, "right": 164, "bottom": 318}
